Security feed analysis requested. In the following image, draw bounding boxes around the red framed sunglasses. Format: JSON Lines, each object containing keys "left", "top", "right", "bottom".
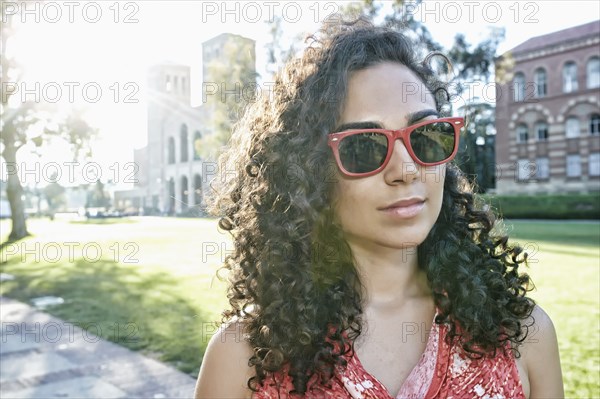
{"left": 328, "top": 117, "right": 464, "bottom": 177}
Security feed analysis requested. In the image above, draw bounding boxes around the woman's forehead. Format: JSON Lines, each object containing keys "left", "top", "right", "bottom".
{"left": 339, "top": 62, "right": 436, "bottom": 125}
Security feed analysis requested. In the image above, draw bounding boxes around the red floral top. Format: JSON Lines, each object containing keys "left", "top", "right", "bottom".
{"left": 252, "top": 311, "right": 526, "bottom": 399}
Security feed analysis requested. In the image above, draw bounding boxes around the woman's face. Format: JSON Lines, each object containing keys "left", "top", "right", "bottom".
{"left": 331, "top": 62, "right": 446, "bottom": 251}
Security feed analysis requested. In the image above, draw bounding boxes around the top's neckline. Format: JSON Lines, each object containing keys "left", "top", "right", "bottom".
{"left": 349, "top": 308, "right": 440, "bottom": 398}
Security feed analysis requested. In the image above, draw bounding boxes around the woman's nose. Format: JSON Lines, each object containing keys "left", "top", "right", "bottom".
{"left": 382, "top": 138, "right": 419, "bottom": 184}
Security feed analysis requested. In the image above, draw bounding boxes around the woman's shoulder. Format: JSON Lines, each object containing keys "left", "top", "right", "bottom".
{"left": 194, "top": 321, "right": 256, "bottom": 399}
{"left": 518, "top": 304, "right": 564, "bottom": 399}
{"left": 519, "top": 304, "right": 559, "bottom": 359}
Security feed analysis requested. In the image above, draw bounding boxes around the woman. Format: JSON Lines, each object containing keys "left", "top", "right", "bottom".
{"left": 195, "top": 21, "right": 564, "bottom": 399}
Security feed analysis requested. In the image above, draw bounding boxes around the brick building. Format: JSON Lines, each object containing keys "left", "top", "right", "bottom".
{"left": 495, "top": 20, "right": 600, "bottom": 194}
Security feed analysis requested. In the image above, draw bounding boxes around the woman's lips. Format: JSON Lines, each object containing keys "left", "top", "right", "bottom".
{"left": 379, "top": 200, "right": 425, "bottom": 219}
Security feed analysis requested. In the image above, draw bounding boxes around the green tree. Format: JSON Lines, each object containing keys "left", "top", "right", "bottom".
{"left": 322, "top": 0, "right": 441, "bottom": 54}
{"left": 199, "top": 36, "right": 258, "bottom": 160}
{"left": 265, "top": 15, "right": 302, "bottom": 78}
{"left": 457, "top": 101, "right": 497, "bottom": 192}
{"left": 1, "top": 8, "right": 98, "bottom": 242}
{"left": 86, "top": 180, "right": 111, "bottom": 209}
{"left": 269, "top": 0, "right": 503, "bottom": 99}
{"left": 349, "top": 0, "right": 504, "bottom": 87}
{"left": 43, "top": 173, "right": 67, "bottom": 221}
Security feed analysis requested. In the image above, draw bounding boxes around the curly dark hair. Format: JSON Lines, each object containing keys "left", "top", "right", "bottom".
{"left": 206, "top": 20, "right": 535, "bottom": 395}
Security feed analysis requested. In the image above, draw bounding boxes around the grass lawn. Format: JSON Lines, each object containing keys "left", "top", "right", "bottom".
{"left": 1, "top": 217, "right": 598, "bottom": 398}
{"left": 506, "top": 220, "right": 600, "bottom": 399}
{"left": 0, "top": 216, "right": 231, "bottom": 375}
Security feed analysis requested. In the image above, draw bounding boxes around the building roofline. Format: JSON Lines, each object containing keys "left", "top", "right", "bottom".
{"left": 504, "top": 20, "right": 600, "bottom": 56}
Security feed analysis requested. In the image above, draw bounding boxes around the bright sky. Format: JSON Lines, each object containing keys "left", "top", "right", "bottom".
{"left": 3, "top": 0, "right": 599, "bottom": 189}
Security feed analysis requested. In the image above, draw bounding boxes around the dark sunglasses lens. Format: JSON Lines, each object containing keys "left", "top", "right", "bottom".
{"left": 338, "top": 132, "right": 388, "bottom": 174}
{"left": 410, "top": 122, "right": 456, "bottom": 163}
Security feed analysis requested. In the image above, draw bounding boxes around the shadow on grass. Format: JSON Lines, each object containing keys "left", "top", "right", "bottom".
{"left": 0, "top": 257, "right": 214, "bottom": 376}
{"left": 0, "top": 232, "right": 33, "bottom": 254}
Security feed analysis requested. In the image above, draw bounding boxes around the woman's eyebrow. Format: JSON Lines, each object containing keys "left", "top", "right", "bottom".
{"left": 406, "top": 109, "right": 439, "bottom": 125}
{"left": 333, "top": 109, "right": 440, "bottom": 133}
{"left": 333, "top": 121, "right": 382, "bottom": 132}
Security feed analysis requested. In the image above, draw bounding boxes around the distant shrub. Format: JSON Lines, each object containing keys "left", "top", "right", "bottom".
{"left": 480, "top": 194, "right": 600, "bottom": 219}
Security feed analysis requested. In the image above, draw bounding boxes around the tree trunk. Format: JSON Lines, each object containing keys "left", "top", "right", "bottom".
{"left": 1, "top": 13, "right": 29, "bottom": 242}
{"left": 3, "top": 144, "right": 30, "bottom": 242}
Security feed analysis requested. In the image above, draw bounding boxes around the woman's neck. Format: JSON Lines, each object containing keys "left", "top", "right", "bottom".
{"left": 349, "top": 242, "right": 432, "bottom": 310}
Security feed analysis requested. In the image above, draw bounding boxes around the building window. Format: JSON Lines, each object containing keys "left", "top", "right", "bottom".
{"left": 181, "top": 77, "right": 187, "bottom": 93}
{"left": 534, "top": 68, "right": 547, "bottom": 98}
{"left": 566, "top": 117, "right": 580, "bottom": 138}
{"left": 516, "top": 124, "right": 528, "bottom": 143}
{"left": 563, "top": 62, "right": 578, "bottom": 93}
{"left": 517, "top": 159, "right": 531, "bottom": 181}
{"left": 535, "top": 121, "right": 548, "bottom": 141}
{"left": 193, "top": 130, "right": 202, "bottom": 160}
{"left": 174, "top": 76, "right": 179, "bottom": 92}
{"left": 180, "top": 124, "right": 189, "bottom": 162}
{"left": 194, "top": 174, "right": 203, "bottom": 205}
{"left": 566, "top": 155, "right": 581, "bottom": 177}
{"left": 165, "top": 75, "right": 171, "bottom": 92}
{"left": 590, "top": 114, "right": 600, "bottom": 135}
{"left": 513, "top": 73, "right": 525, "bottom": 102}
{"left": 535, "top": 157, "right": 549, "bottom": 179}
{"left": 168, "top": 137, "right": 175, "bottom": 164}
{"left": 181, "top": 176, "right": 189, "bottom": 212}
{"left": 587, "top": 57, "right": 600, "bottom": 89}
{"left": 589, "top": 153, "right": 600, "bottom": 176}
{"left": 168, "top": 178, "right": 175, "bottom": 215}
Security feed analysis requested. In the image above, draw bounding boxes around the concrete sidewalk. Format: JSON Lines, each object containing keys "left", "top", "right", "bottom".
{"left": 0, "top": 296, "right": 197, "bottom": 398}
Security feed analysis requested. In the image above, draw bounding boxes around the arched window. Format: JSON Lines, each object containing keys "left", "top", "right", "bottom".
{"left": 513, "top": 73, "right": 525, "bottom": 102}
{"left": 181, "top": 175, "right": 188, "bottom": 212}
{"left": 193, "top": 130, "right": 202, "bottom": 160}
{"left": 194, "top": 174, "right": 203, "bottom": 206}
{"left": 516, "top": 123, "right": 528, "bottom": 143}
{"left": 563, "top": 62, "right": 578, "bottom": 93}
{"left": 168, "top": 178, "right": 175, "bottom": 215}
{"left": 566, "top": 117, "right": 580, "bottom": 138}
{"left": 535, "top": 121, "right": 548, "bottom": 141}
{"left": 534, "top": 68, "right": 547, "bottom": 98}
{"left": 180, "top": 124, "right": 188, "bottom": 162}
{"left": 590, "top": 114, "right": 600, "bottom": 135}
{"left": 168, "top": 137, "right": 175, "bottom": 164}
{"left": 588, "top": 57, "right": 600, "bottom": 89}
